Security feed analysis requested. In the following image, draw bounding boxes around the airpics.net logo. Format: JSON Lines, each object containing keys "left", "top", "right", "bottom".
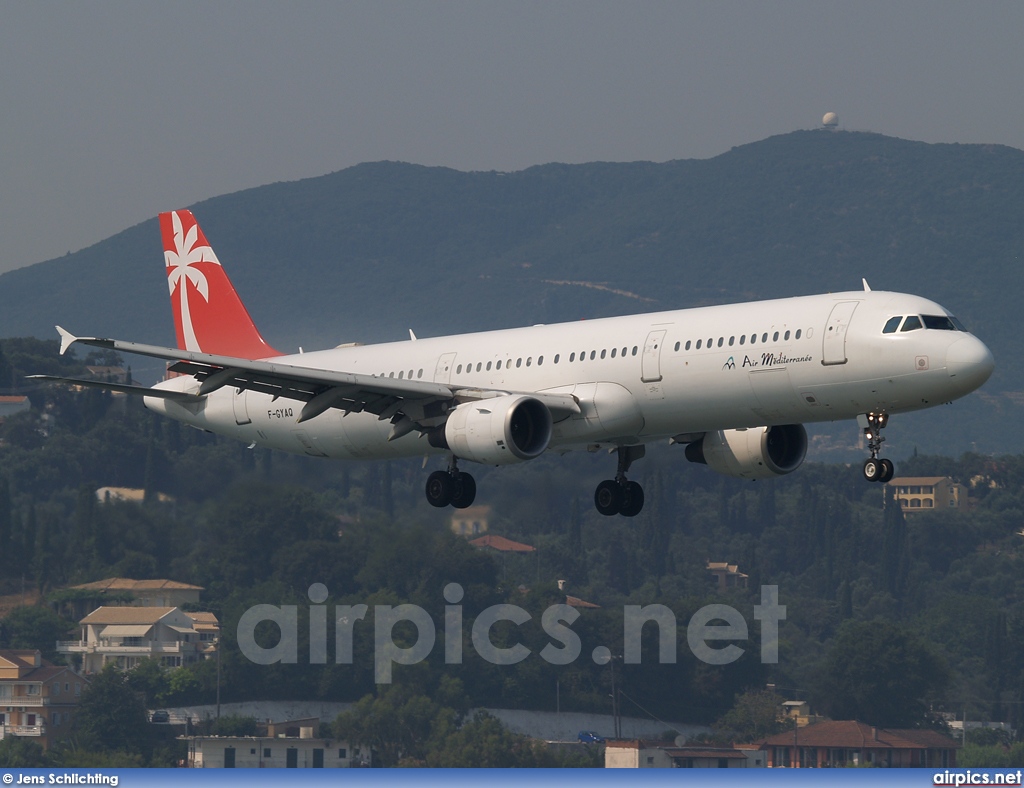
{"left": 236, "top": 584, "right": 786, "bottom": 682}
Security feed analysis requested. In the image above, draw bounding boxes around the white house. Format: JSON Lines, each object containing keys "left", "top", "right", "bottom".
{"left": 57, "top": 606, "right": 218, "bottom": 673}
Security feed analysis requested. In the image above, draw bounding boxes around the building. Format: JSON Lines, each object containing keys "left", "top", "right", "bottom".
{"left": 53, "top": 577, "right": 204, "bottom": 621}
{"left": 706, "top": 561, "right": 749, "bottom": 592}
{"left": 469, "top": 534, "right": 535, "bottom": 554}
{"left": 57, "top": 606, "right": 219, "bottom": 673}
{"left": 182, "top": 718, "right": 369, "bottom": 768}
{"left": 889, "top": 476, "right": 968, "bottom": 512}
{"left": 0, "top": 649, "right": 87, "bottom": 750}
{"left": 605, "top": 739, "right": 753, "bottom": 768}
{"left": 760, "top": 720, "right": 959, "bottom": 767}
{"left": 780, "top": 700, "right": 823, "bottom": 728}
{"left": 95, "top": 487, "right": 174, "bottom": 504}
{"left": 0, "top": 395, "right": 30, "bottom": 421}
{"left": 451, "top": 505, "right": 491, "bottom": 537}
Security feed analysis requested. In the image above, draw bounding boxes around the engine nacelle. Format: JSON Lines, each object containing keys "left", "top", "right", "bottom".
{"left": 685, "top": 424, "right": 807, "bottom": 480}
{"left": 435, "top": 395, "right": 553, "bottom": 465}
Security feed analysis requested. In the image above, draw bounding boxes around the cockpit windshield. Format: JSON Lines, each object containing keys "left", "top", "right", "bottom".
{"left": 883, "top": 314, "right": 967, "bottom": 334}
{"left": 922, "top": 315, "right": 958, "bottom": 331}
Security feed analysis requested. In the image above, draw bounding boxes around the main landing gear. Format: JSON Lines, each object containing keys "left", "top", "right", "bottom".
{"left": 594, "top": 445, "right": 646, "bottom": 517}
{"left": 425, "top": 457, "right": 477, "bottom": 509}
{"left": 861, "top": 412, "right": 895, "bottom": 483}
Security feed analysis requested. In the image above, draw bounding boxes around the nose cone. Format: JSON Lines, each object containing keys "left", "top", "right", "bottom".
{"left": 946, "top": 336, "right": 995, "bottom": 392}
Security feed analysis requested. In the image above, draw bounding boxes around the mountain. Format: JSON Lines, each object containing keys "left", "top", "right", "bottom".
{"left": 1, "top": 129, "right": 1022, "bottom": 454}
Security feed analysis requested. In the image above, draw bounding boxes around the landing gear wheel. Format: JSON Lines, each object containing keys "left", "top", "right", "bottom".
{"left": 878, "top": 458, "right": 895, "bottom": 483}
{"left": 451, "top": 472, "right": 477, "bottom": 509}
{"left": 862, "top": 458, "right": 881, "bottom": 483}
{"left": 619, "top": 481, "right": 645, "bottom": 517}
{"left": 425, "top": 470, "right": 454, "bottom": 507}
{"left": 594, "top": 479, "right": 622, "bottom": 516}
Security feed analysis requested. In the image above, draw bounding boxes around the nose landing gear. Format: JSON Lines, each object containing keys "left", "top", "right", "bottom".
{"left": 861, "top": 412, "right": 894, "bottom": 483}
{"left": 594, "top": 445, "right": 645, "bottom": 517}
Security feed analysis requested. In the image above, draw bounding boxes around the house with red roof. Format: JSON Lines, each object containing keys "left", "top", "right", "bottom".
{"left": 760, "top": 719, "right": 959, "bottom": 767}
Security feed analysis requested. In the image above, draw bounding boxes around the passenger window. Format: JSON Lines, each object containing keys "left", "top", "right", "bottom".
{"left": 590, "top": 351, "right": 596, "bottom": 360}
{"left": 795, "top": 330, "right": 801, "bottom": 340}
{"left": 762, "top": 333, "right": 768, "bottom": 343}
{"left": 418, "top": 369, "right": 423, "bottom": 378}
{"left": 538, "top": 356, "right": 544, "bottom": 365}
{"left": 600, "top": 349, "right": 606, "bottom": 359}
{"left": 685, "top": 340, "right": 691, "bottom": 350}
{"left": 750, "top": 334, "right": 757, "bottom": 344}
{"left": 456, "top": 365, "right": 462, "bottom": 374}
{"left": 516, "top": 358, "right": 522, "bottom": 368}
{"left": 739, "top": 335, "right": 745, "bottom": 345}
{"left": 728, "top": 336, "right": 735, "bottom": 346}
{"left": 399, "top": 371, "right": 404, "bottom": 379}
{"left": 554, "top": 354, "right": 559, "bottom": 363}
{"left": 901, "top": 316, "right": 923, "bottom": 332}
{"left": 696, "top": 339, "right": 702, "bottom": 349}
{"left": 389, "top": 372, "right": 394, "bottom": 378}
{"left": 570, "top": 352, "right": 575, "bottom": 362}
{"left": 672, "top": 342, "right": 678, "bottom": 352}
{"left": 632, "top": 346, "right": 638, "bottom": 356}
{"left": 882, "top": 316, "right": 902, "bottom": 334}
{"left": 496, "top": 360, "right": 502, "bottom": 370}
{"left": 526, "top": 357, "right": 532, "bottom": 367}
{"left": 773, "top": 332, "right": 779, "bottom": 342}
{"left": 409, "top": 370, "right": 414, "bottom": 378}
{"left": 486, "top": 362, "right": 492, "bottom": 371}
{"left": 717, "top": 337, "right": 724, "bottom": 347}
{"left": 622, "top": 347, "right": 628, "bottom": 357}
{"left": 784, "top": 330, "right": 790, "bottom": 340}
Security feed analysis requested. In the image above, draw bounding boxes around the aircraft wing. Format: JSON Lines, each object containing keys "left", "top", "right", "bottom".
{"left": 50, "top": 327, "right": 580, "bottom": 437}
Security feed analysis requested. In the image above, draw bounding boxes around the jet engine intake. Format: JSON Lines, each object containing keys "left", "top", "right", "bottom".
{"left": 432, "top": 395, "right": 553, "bottom": 465}
{"left": 684, "top": 424, "right": 807, "bottom": 480}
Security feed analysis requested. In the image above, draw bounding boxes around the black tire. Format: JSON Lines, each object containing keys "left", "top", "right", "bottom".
{"left": 862, "top": 458, "right": 881, "bottom": 483}
{"left": 594, "top": 479, "right": 622, "bottom": 516}
{"left": 425, "top": 470, "right": 454, "bottom": 507}
{"left": 451, "top": 472, "right": 477, "bottom": 509}
{"left": 879, "top": 458, "right": 895, "bottom": 483}
{"left": 619, "top": 481, "right": 645, "bottom": 517}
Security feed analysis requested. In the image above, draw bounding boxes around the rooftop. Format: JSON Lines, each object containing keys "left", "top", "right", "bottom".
{"left": 469, "top": 534, "right": 536, "bottom": 553}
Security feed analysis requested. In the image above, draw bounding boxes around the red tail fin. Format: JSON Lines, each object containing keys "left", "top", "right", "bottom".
{"left": 160, "top": 210, "right": 282, "bottom": 359}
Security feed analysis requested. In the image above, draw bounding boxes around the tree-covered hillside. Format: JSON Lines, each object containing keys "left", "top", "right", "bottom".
{"left": 0, "top": 129, "right": 1020, "bottom": 455}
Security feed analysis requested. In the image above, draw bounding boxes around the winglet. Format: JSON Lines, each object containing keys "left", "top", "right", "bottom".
{"left": 55, "top": 326, "right": 78, "bottom": 356}
{"left": 862, "top": 278, "right": 872, "bottom": 292}
{"left": 409, "top": 329, "right": 417, "bottom": 341}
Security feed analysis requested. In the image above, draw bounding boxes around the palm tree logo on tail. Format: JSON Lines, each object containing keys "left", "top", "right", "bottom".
{"left": 165, "top": 211, "right": 220, "bottom": 353}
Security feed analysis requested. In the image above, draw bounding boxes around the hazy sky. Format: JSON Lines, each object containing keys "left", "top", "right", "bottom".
{"left": 1, "top": 1, "right": 1022, "bottom": 274}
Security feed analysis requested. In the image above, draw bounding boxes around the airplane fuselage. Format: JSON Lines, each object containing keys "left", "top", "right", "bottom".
{"left": 146, "top": 288, "right": 993, "bottom": 462}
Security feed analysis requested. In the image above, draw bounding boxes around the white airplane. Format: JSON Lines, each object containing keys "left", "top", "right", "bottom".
{"left": 35, "top": 210, "right": 995, "bottom": 517}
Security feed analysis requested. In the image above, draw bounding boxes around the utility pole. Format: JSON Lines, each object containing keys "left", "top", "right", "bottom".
{"left": 608, "top": 655, "right": 622, "bottom": 739}
{"left": 216, "top": 636, "right": 221, "bottom": 720}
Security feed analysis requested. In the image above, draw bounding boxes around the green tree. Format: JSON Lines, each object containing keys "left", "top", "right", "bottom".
{"left": 74, "top": 664, "right": 152, "bottom": 758}
{"left": 818, "top": 620, "right": 950, "bottom": 728}
{"left": 425, "top": 710, "right": 546, "bottom": 767}
{"left": 715, "top": 689, "right": 788, "bottom": 742}
{"left": 0, "top": 737, "right": 50, "bottom": 767}
{"left": 0, "top": 605, "right": 73, "bottom": 662}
